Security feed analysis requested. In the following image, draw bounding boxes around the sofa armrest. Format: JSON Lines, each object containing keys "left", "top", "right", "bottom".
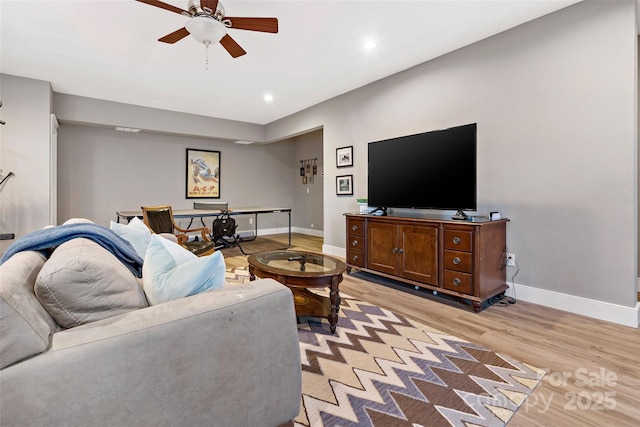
{"left": 0, "top": 279, "right": 301, "bottom": 427}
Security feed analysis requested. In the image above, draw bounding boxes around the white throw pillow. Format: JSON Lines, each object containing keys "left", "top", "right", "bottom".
{"left": 142, "top": 234, "right": 226, "bottom": 305}
{"left": 110, "top": 217, "right": 152, "bottom": 258}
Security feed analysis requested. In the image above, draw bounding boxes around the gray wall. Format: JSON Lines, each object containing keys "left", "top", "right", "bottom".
{"left": 266, "top": 1, "right": 638, "bottom": 308}
{"left": 56, "top": 125, "right": 297, "bottom": 233}
{"left": 291, "top": 129, "right": 323, "bottom": 233}
{"left": 0, "top": 74, "right": 52, "bottom": 252}
{"left": 54, "top": 93, "right": 265, "bottom": 143}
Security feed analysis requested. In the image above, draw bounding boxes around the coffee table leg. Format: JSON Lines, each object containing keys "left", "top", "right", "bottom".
{"left": 329, "top": 276, "right": 342, "bottom": 334}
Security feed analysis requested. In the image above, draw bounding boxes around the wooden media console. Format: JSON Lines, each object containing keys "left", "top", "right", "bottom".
{"left": 345, "top": 213, "right": 509, "bottom": 311}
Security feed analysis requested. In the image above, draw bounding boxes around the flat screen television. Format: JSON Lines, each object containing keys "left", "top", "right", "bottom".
{"left": 367, "top": 123, "right": 476, "bottom": 218}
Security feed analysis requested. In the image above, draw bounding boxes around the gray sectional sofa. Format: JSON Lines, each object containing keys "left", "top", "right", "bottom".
{"left": 0, "top": 233, "right": 301, "bottom": 426}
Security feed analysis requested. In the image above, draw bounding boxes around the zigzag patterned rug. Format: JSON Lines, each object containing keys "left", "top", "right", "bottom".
{"left": 225, "top": 268, "right": 544, "bottom": 426}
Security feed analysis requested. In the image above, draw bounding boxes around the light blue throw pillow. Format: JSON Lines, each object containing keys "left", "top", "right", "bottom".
{"left": 110, "top": 217, "right": 152, "bottom": 258}
{"left": 142, "top": 234, "right": 226, "bottom": 305}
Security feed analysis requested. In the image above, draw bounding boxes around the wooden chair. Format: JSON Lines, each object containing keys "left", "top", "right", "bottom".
{"left": 141, "top": 205, "right": 217, "bottom": 257}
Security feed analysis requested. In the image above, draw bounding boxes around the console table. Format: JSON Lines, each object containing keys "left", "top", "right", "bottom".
{"left": 345, "top": 213, "right": 509, "bottom": 311}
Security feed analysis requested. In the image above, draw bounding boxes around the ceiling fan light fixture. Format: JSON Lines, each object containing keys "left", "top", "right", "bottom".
{"left": 186, "top": 16, "right": 226, "bottom": 44}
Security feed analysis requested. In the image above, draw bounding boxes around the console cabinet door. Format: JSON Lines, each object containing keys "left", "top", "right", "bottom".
{"left": 367, "top": 221, "right": 398, "bottom": 275}
{"left": 400, "top": 225, "right": 438, "bottom": 285}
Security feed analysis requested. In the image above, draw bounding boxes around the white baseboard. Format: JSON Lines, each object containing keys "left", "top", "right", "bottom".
{"left": 237, "top": 227, "right": 323, "bottom": 238}
{"left": 292, "top": 227, "right": 324, "bottom": 237}
{"left": 322, "top": 244, "right": 346, "bottom": 259}
{"left": 512, "top": 282, "right": 639, "bottom": 328}
{"left": 237, "top": 227, "right": 289, "bottom": 237}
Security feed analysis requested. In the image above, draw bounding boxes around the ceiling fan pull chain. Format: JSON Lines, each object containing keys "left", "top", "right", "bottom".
{"left": 204, "top": 40, "right": 211, "bottom": 70}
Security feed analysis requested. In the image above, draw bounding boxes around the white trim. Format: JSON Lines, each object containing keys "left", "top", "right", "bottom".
{"left": 236, "top": 227, "right": 289, "bottom": 237}
{"left": 513, "top": 283, "right": 640, "bottom": 328}
{"left": 322, "top": 244, "right": 345, "bottom": 258}
{"left": 292, "top": 227, "right": 324, "bottom": 237}
{"left": 235, "top": 227, "right": 323, "bottom": 238}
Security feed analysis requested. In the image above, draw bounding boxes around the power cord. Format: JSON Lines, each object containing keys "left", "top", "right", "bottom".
{"left": 492, "top": 249, "right": 519, "bottom": 307}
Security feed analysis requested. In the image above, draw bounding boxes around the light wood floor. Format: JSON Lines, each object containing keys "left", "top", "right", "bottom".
{"left": 223, "top": 233, "right": 640, "bottom": 426}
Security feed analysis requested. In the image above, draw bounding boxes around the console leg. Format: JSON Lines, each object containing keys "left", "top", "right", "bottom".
{"left": 472, "top": 300, "right": 482, "bottom": 312}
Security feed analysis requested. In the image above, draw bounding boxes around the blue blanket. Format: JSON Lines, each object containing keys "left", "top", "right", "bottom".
{"left": 0, "top": 223, "right": 144, "bottom": 277}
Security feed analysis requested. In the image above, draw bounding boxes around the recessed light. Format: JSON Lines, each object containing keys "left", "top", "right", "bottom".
{"left": 234, "top": 140, "right": 254, "bottom": 145}
{"left": 363, "top": 39, "right": 376, "bottom": 50}
{"left": 115, "top": 126, "right": 141, "bottom": 133}
{"left": 264, "top": 94, "right": 274, "bottom": 102}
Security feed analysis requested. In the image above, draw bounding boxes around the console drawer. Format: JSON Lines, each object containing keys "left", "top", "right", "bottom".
{"left": 348, "top": 219, "right": 365, "bottom": 237}
{"left": 443, "top": 270, "right": 473, "bottom": 294}
{"left": 347, "top": 250, "right": 364, "bottom": 267}
{"left": 443, "top": 250, "right": 472, "bottom": 273}
{"left": 349, "top": 236, "right": 364, "bottom": 251}
{"left": 444, "top": 229, "right": 472, "bottom": 251}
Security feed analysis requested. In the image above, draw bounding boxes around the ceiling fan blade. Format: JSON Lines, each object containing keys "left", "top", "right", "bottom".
{"left": 225, "top": 17, "right": 278, "bottom": 33}
{"left": 201, "top": 0, "right": 219, "bottom": 13}
{"left": 135, "top": 0, "right": 189, "bottom": 15}
{"left": 220, "top": 34, "right": 246, "bottom": 58}
{"left": 158, "top": 27, "right": 190, "bottom": 44}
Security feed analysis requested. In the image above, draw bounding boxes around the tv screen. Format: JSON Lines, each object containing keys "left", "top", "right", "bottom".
{"left": 367, "top": 123, "right": 477, "bottom": 211}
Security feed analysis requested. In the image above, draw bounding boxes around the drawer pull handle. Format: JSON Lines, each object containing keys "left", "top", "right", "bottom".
{"left": 398, "top": 248, "right": 404, "bottom": 254}
{"left": 452, "top": 237, "right": 461, "bottom": 244}
{"left": 453, "top": 278, "right": 461, "bottom": 286}
{"left": 453, "top": 257, "right": 461, "bottom": 265}
{"left": 352, "top": 225, "right": 359, "bottom": 231}
{"left": 352, "top": 255, "right": 358, "bottom": 261}
{"left": 352, "top": 240, "right": 358, "bottom": 246}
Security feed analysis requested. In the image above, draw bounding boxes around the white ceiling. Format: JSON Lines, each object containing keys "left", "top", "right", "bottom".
{"left": 1, "top": 0, "right": 584, "bottom": 125}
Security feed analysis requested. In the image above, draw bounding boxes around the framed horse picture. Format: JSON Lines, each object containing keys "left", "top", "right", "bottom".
{"left": 186, "top": 149, "right": 221, "bottom": 199}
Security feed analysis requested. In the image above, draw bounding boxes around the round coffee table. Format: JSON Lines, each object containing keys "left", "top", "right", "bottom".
{"left": 247, "top": 250, "right": 346, "bottom": 333}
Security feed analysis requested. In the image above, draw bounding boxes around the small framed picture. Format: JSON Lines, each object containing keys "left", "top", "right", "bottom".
{"left": 336, "top": 146, "right": 353, "bottom": 168}
{"left": 336, "top": 175, "right": 353, "bottom": 195}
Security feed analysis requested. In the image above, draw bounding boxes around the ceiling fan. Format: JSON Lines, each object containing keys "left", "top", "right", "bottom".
{"left": 136, "top": 0, "right": 278, "bottom": 58}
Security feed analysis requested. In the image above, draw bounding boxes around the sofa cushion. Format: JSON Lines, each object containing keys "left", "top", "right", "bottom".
{"left": 0, "top": 251, "right": 60, "bottom": 369}
{"left": 35, "top": 238, "right": 149, "bottom": 328}
{"left": 110, "top": 217, "right": 152, "bottom": 258}
{"left": 142, "top": 234, "right": 226, "bottom": 305}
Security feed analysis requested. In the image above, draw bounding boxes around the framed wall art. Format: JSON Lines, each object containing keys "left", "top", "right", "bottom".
{"left": 336, "top": 175, "right": 353, "bottom": 196}
{"left": 186, "top": 149, "right": 221, "bottom": 199}
{"left": 336, "top": 145, "right": 353, "bottom": 168}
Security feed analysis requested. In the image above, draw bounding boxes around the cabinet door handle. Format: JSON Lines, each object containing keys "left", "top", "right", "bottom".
{"left": 453, "top": 278, "right": 461, "bottom": 286}
{"left": 452, "top": 237, "right": 461, "bottom": 245}
{"left": 352, "top": 225, "right": 359, "bottom": 231}
{"left": 453, "top": 257, "right": 461, "bottom": 265}
{"left": 398, "top": 248, "right": 404, "bottom": 254}
{"left": 392, "top": 248, "right": 398, "bottom": 253}
{"left": 352, "top": 239, "right": 358, "bottom": 246}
